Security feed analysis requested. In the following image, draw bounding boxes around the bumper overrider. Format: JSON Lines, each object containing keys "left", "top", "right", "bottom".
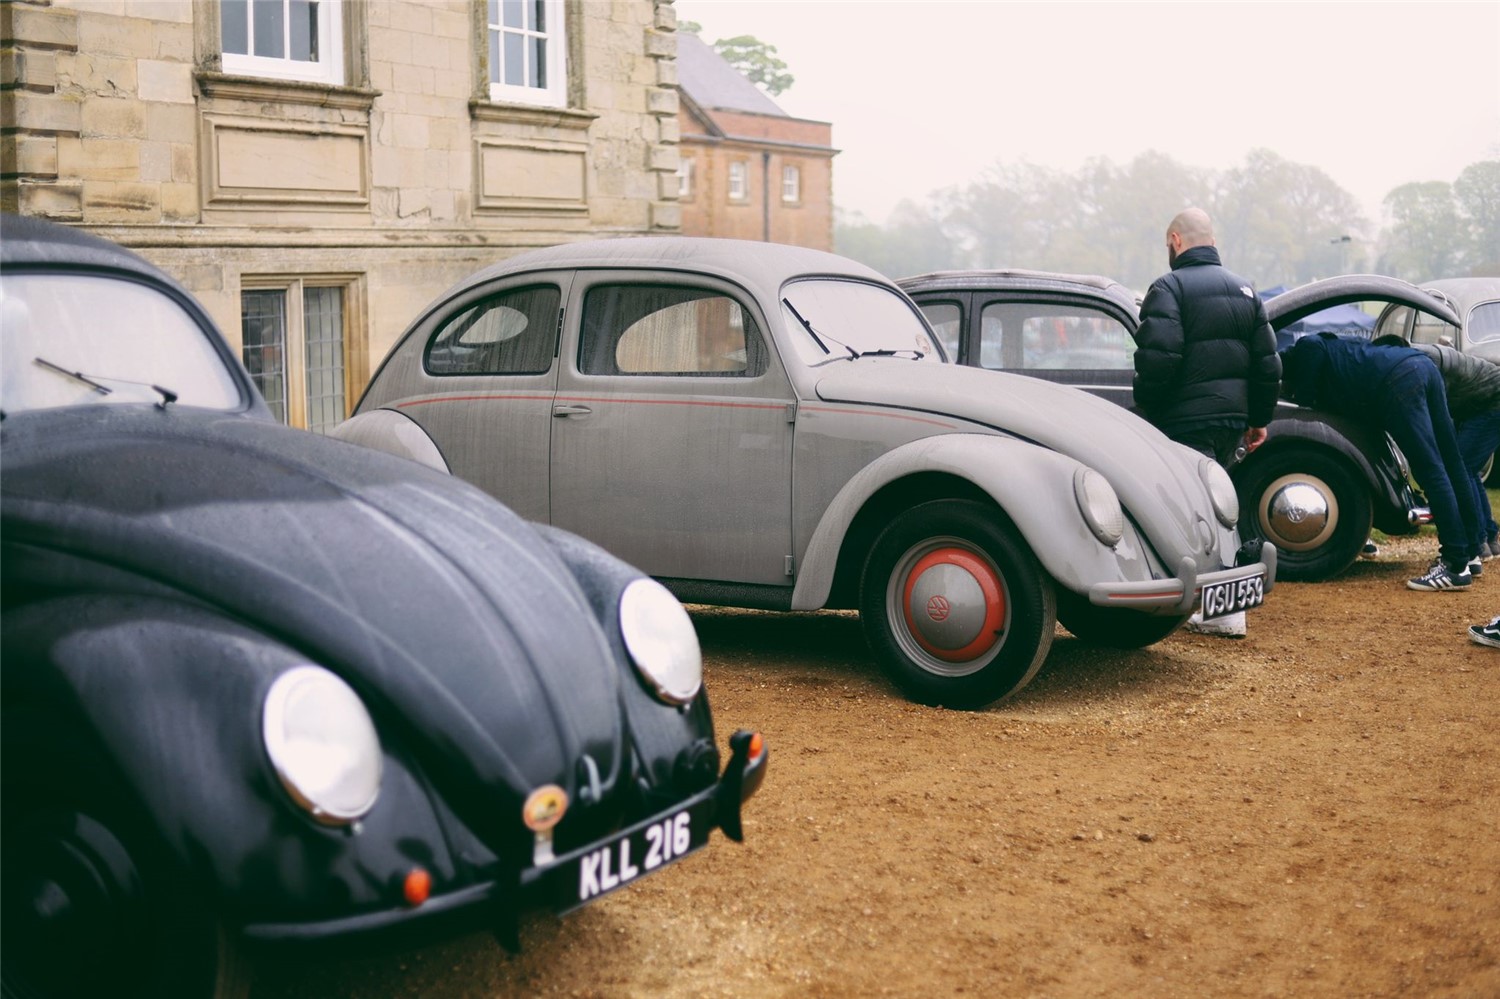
{"left": 1087, "top": 539, "right": 1278, "bottom": 615}
{"left": 242, "top": 730, "right": 767, "bottom": 950}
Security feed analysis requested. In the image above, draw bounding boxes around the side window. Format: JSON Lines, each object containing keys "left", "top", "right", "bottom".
{"left": 487, "top": 0, "right": 567, "bottom": 108}
{"left": 221, "top": 0, "right": 345, "bottom": 84}
{"left": 980, "top": 301, "right": 1134, "bottom": 371}
{"left": 916, "top": 302, "right": 961, "bottom": 361}
{"left": 1467, "top": 303, "right": 1500, "bottom": 344}
{"left": 425, "top": 285, "right": 560, "bottom": 375}
{"left": 579, "top": 286, "right": 766, "bottom": 377}
{"left": 1411, "top": 308, "right": 1460, "bottom": 347}
{"left": 1374, "top": 304, "right": 1413, "bottom": 340}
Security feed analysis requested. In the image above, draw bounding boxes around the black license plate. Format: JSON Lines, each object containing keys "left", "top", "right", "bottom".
{"left": 1200, "top": 573, "right": 1265, "bottom": 620}
{"left": 526, "top": 795, "right": 716, "bottom": 913}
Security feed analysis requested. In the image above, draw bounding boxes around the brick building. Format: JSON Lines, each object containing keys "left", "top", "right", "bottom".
{"left": 674, "top": 32, "right": 835, "bottom": 251}
{"left": 1, "top": 0, "right": 686, "bottom": 431}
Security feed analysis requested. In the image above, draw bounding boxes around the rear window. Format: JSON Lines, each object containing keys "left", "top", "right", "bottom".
{"left": 1, "top": 272, "right": 242, "bottom": 415}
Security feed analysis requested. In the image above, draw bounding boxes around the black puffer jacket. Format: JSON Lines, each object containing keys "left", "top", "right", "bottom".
{"left": 1133, "top": 245, "right": 1282, "bottom": 436}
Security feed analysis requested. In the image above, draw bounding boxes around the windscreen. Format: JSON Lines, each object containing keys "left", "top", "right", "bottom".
{"left": 781, "top": 278, "right": 941, "bottom": 366}
{"left": 1, "top": 272, "right": 243, "bottom": 414}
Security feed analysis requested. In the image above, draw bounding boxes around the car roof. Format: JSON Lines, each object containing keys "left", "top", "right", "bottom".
{"left": 443, "top": 236, "right": 894, "bottom": 303}
{"left": 1416, "top": 277, "right": 1500, "bottom": 315}
{"left": 1, "top": 213, "right": 179, "bottom": 287}
{"left": 897, "top": 268, "right": 1140, "bottom": 312}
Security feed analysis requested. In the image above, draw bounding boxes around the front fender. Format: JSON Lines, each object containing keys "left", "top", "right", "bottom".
{"left": 1242, "top": 405, "right": 1416, "bottom": 529}
{"left": 1, "top": 594, "right": 469, "bottom": 927}
{"left": 328, "top": 408, "right": 451, "bottom": 473}
{"left": 790, "top": 434, "right": 1133, "bottom": 609}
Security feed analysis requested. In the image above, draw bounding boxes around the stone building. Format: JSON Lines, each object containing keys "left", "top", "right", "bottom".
{"left": 1, "top": 0, "right": 685, "bottom": 431}
{"left": 674, "top": 31, "right": 835, "bottom": 252}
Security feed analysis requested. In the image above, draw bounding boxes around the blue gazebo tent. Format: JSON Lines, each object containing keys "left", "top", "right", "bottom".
{"left": 1260, "top": 285, "right": 1375, "bottom": 350}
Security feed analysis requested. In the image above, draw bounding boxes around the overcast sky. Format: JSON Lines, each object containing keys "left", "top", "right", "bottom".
{"left": 675, "top": 1, "right": 1500, "bottom": 228}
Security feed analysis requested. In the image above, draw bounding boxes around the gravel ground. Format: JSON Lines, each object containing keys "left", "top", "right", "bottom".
{"left": 256, "top": 534, "right": 1500, "bottom": 999}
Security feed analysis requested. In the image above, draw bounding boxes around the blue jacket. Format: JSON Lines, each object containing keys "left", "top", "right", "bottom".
{"left": 1280, "top": 332, "right": 1428, "bottom": 415}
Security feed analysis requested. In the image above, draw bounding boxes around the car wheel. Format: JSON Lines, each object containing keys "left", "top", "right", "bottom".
{"left": 1236, "top": 448, "right": 1372, "bottom": 582}
{"left": 1, "top": 713, "right": 251, "bottom": 999}
{"left": 1055, "top": 591, "right": 1188, "bottom": 648}
{"left": 859, "top": 499, "right": 1055, "bottom": 710}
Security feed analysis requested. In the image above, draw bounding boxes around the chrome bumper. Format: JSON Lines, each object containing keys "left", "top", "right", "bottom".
{"left": 1087, "top": 542, "right": 1277, "bottom": 614}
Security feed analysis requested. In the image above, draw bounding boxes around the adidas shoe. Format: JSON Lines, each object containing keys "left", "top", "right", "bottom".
{"left": 1470, "top": 557, "right": 1485, "bottom": 577}
{"left": 1407, "top": 562, "right": 1473, "bottom": 592}
{"left": 1469, "top": 616, "right": 1500, "bottom": 649}
{"left": 1486, "top": 539, "right": 1500, "bottom": 560}
{"left": 1185, "top": 610, "right": 1247, "bottom": 638}
{"left": 1359, "top": 540, "right": 1380, "bottom": 559}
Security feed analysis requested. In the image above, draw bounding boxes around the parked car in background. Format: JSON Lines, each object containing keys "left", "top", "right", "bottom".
{"left": 335, "top": 237, "right": 1274, "bottom": 712}
{"left": 0, "top": 216, "right": 766, "bottom": 998}
{"left": 900, "top": 270, "right": 1462, "bottom": 582}
{"left": 1374, "top": 277, "right": 1500, "bottom": 360}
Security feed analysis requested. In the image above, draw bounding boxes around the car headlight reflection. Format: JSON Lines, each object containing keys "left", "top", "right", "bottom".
{"left": 1200, "top": 457, "right": 1240, "bottom": 527}
{"left": 1073, "top": 467, "right": 1124, "bottom": 546}
{"left": 262, "top": 665, "right": 382, "bottom": 825}
{"left": 619, "top": 578, "right": 703, "bottom": 706}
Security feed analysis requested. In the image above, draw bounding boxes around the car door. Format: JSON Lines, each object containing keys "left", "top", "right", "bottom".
{"left": 549, "top": 271, "right": 796, "bottom": 587}
{"left": 378, "top": 273, "right": 571, "bottom": 523}
{"left": 1265, "top": 276, "right": 1460, "bottom": 339}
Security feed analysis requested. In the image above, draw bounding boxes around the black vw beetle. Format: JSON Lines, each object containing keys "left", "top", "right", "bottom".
{"left": 0, "top": 216, "right": 766, "bottom": 998}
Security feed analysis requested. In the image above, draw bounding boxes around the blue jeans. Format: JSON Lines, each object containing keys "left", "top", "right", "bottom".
{"left": 1456, "top": 408, "right": 1500, "bottom": 546}
{"left": 1381, "top": 358, "right": 1481, "bottom": 567}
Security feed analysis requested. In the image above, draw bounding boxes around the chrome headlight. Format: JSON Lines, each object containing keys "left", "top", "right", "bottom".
{"left": 1073, "top": 467, "right": 1124, "bottom": 547}
{"left": 619, "top": 578, "right": 702, "bottom": 706}
{"left": 262, "top": 666, "right": 382, "bottom": 825}
{"left": 1200, "top": 457, "right": 1239, "bottom": 527}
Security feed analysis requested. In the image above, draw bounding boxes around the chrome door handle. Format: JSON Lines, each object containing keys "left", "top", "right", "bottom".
{"left": 552, "top": 404, "right": 593, "bottom": 417}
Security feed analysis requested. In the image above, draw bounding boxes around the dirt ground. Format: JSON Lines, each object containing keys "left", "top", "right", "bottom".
{"left": 256, "top": 534, "right": 1500, "bottom": 999}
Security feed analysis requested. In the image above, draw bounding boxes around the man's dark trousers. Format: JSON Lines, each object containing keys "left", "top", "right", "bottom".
{"left": 1382, "top": 358, "right": 1481, "bottom": 566}
{"left": 1457, "top": 408, "right": 1500, "bottom": 548}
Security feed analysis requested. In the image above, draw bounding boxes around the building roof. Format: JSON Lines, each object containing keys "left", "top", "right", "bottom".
{"left": 676, "top": 32, "right": 786, "bottom": 117}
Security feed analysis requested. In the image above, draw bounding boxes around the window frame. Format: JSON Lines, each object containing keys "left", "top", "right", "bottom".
{"left": 486, "top": 0, "right": 568, "bottom": 108}
{"left": 781, "top": 164, "right": 801, "bottom": 204}
{"left": 728, "top": 161, "right": 748, "bottom": 202}
{"left": 237, "top": 273, "right": 364, "bottom": 432}
{"left": 220, "top": 0, "right": 346, "bottom": 85}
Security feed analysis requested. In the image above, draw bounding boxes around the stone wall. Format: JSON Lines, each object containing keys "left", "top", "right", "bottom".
{"left": 2, "top": 0, "right": 684, "bottom": 403}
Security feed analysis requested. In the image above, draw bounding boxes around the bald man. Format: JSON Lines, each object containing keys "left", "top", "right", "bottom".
{"left": 1134, "top": 208, "right": 1282, "bottom": 636}
{"left": 1134, "top": 208, "right": 1282, "bottom": 466}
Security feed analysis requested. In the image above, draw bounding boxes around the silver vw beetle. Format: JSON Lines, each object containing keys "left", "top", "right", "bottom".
{"left": 337, "top": 238, "right": 1275, "bottom": 709}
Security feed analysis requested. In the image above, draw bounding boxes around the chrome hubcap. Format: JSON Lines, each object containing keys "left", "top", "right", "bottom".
{"left": 1260, "top": 474, "right": 1337, "bottom": 551}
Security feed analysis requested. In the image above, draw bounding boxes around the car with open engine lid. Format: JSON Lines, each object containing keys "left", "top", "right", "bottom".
{"left": 900, "top": 269, "right": 1464, "bottom": 582}
{"left": 0, "top": 215, "right": 767, "bottom": 999}
{"left": 335, "top": 236, "right": 1276, "bottom": 713}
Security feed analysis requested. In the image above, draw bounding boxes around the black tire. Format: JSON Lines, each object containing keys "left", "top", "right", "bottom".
{"left": 1, "top": 712, "right": 251, "bottom": 999}
{"left": 1235, "top": 448, "right": 1372, "bottom": 582}
{"left": 1055, "top": 591, "right": 1188, "bottom": 648}
{"left": 859, "top": 499, "right": 1055, "bottom": 710}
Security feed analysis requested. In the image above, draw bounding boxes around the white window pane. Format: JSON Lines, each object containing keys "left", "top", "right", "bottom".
{"left": 222, "top": 0, "right": 249, "bottom": 54}
{"left": 242, "top": 289, "right": 288, "bottom": 423}
{"left": 302, "top": 286, "right": 345, "bottom": 434}
{"left": 253, "top": 0, "right": 285, "bottom": 58}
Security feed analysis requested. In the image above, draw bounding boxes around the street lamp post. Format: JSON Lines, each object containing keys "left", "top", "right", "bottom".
{"left": 1330, "top": 234, "right": 1352, "bottom": 275}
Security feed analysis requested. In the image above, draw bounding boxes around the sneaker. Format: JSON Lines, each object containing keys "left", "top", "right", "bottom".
{"left": 1470, "top": 557, "right": 1485, "bottom": 577}
{"left": 1186, "top": 610, "right": 1247, "bottom": 638}
{"left": 1360, "top": 540, "right": 1380, "bottom": 559}
{"left": 1407, "top": 562, "right": 1473, "bottom": 592}
{"left": 1469, "top": 616, "right": 1500, "bottom": 648}
{"left": 1486, "top": 539, "right": 1500, "bottom": 560}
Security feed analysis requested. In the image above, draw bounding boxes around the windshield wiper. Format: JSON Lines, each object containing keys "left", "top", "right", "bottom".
{"left": 35, "top": 356, "right": 112, "bottom": 395}
{"left": 782, "top": 298, "right": 857, "bottom": 359}
{"left": 34, "top": 356, "right": 178, "bottom": 408}
{"left": 852, "top": 348, "right": 927, "bottom": 360}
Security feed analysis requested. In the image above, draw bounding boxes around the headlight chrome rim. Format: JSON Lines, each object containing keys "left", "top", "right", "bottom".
{"left": 262, "top": 665, "right": 383, "bottom": 825}
{"left": 1200, "top": 457, "right": 1240, "bottom": 527}
{"left": 619, "top": 578, "right": 703, "bottom": 706}
{"left": 1073, "top": 467, "right": 1124, "bottom": 547}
